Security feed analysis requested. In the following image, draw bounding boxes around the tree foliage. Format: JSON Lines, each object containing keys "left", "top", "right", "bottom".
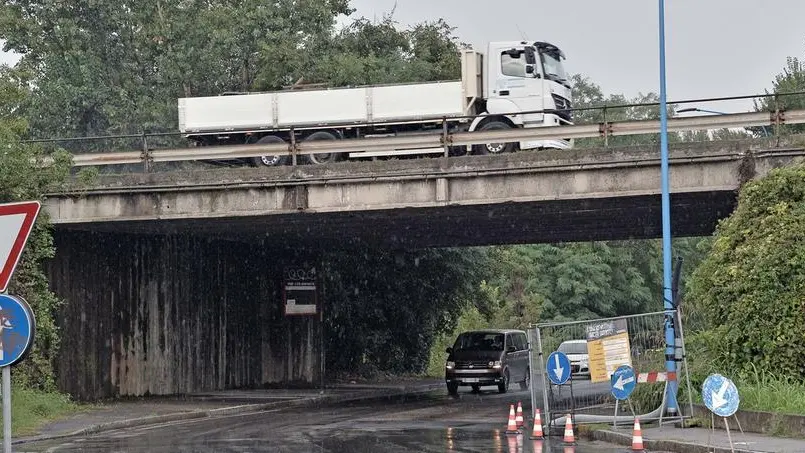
{"left": 685, "top": 163, "right": 805, "bottom": 380}
{"left": 321, "top": 246, "right": 490, "bottom": 376}
{"left": 0, "top": 65, "right": 72, "bottom": 390}
{"left": 754, "top": 52, "right": 805, "bottom": 135}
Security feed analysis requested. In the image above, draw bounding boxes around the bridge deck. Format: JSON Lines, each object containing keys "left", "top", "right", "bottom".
{"left": 46, "top": 138, "right": 805, "bottom": 247}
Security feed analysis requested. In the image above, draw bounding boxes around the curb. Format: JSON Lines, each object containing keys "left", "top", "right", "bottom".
{"left": 588, "top": 428, "right": 766, "bottom": 453}
{"left": 15, "top": 383, "right": 444, "bottom": 446}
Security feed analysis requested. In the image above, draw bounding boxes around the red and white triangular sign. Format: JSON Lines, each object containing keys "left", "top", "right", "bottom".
{"left": 0, "top": 201, "right": 41, "bottom": 293}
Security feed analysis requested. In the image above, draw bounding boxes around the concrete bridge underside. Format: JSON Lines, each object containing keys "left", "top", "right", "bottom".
{"left": 47, "top": 139, "right": 805, "bottom": 247}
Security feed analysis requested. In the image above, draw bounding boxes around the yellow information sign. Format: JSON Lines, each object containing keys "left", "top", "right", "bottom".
{"left": 585, "top": 319, "right": 632, "bottom": 383}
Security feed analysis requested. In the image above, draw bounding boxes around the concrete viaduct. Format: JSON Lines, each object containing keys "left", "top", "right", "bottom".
{"left": 41, "top": 139, "right": 805, "bottom": 400}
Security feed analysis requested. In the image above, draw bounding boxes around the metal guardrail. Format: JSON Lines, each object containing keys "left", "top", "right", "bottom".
{"left": 59, "top": 109, "right": 805, "bottom": 167}
{"left": 23, "top": 90, "right": 805, "bottom": 168}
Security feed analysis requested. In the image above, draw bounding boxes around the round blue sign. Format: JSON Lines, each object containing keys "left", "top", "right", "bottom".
{"left": 546, "top": 351, "right": 571, "bottom": 385}
{"left": 0, "top": 295, "right": 35, "bottom": 367}
{"left": 610, "top": 365, "right": 637, "bottom": 400}
{"left": 702, "top": 373, "right": 740, "bottom": 417}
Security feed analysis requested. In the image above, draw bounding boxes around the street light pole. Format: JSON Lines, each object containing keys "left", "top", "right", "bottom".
{"left": 658, "top": 0, "right": 679, "bottom": 416}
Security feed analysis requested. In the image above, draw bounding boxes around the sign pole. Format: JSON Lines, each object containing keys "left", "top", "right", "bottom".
{"left": 2, "top": 366, "right": 9, "bottom": 453}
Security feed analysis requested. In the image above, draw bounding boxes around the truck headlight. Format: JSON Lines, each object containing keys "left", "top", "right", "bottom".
{"left": 446, "top": 361, "right": 455, "bottom": 369}
{"left": 492, "top": 361, "right": 502, "bottom": 369}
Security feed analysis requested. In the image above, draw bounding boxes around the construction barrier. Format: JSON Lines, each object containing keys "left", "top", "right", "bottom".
{"left": 527, "top": 309, "right": 695, "bottom": 432}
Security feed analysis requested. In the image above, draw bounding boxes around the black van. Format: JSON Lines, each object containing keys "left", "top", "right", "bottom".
{"left": 444, "top": 329, "right": 530, "bottom": 395}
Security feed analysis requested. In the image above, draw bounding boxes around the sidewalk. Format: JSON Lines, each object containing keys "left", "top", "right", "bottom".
{"left": 591, "top": 424, "right": 805, "bottom": 453}
{"left": 17, "top": 379, "right": 444, "bottom": 446}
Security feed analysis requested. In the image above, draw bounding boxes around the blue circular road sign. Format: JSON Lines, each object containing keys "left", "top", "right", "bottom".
{"left": 702, "top": 373, "right": 740, "bottom": 417}
{"left": 610, "top": 365, "right": 637, "bottom": 400}
{"left": 0, "top": 295, "right": 35, "bottom": 368}
{"left": 546, "top": 351, "right": 571, "bottom": 385}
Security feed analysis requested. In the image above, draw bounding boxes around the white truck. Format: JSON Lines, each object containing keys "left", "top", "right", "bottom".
{"left": 177, "top": 40, "right": 573, "bottom": 167}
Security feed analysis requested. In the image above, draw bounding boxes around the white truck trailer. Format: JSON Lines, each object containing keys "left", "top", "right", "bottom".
{"left": 178, "top": 40, "right": 573, "bottom": 167}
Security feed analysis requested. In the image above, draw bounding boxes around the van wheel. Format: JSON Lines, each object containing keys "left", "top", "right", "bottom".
{"left": 520, "top": 367, "right": 530, "bottom": 390}
{"left": 498, "top": 370, "right": 509, "bottom": 394}
{"left": 447, "top": 383, "right": 458, "bottom": 396}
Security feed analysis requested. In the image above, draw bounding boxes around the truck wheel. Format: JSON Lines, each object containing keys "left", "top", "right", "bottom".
{"left": 303, "top": 131, "right": 343, "bottom": 165}
{"left": 250, "top": 135, "right": 289, "bottom": 167}
{"left": 447, "top": 382, "right": 459, "bottom": 396}
{"left": 472, "top": 121, "right": 517, "bottom": 155}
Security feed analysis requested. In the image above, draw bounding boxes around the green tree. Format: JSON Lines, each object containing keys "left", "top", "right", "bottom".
{"left": 685, "top": 162, "right": 805, "bottom": 379}
{"left": 753, "top": 51, "right": 805, "bottom": 135}
{"left": 321, "top": 246, "right": 491, "bottom": 376}
{"left": 0, "top": 65, "right": 72, "bottom": 389}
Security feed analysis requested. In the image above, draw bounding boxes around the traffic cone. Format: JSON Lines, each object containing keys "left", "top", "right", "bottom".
{"left": 529, "top": 409, "right": 544, "bottom": 439}
{"left": 631, "top": 417, "right": 645, "bottom": 451}
{"left": 563, "top": 413, "right": 575, "bottom": 444}
{"left": 505, "top": 404, "right": 520, "bottom": 435}
{"left": 515, "top": 401, "right": 524, "bottom": 427}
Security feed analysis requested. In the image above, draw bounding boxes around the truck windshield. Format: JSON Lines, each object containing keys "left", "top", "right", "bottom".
{"left": 453, "top": 332, "right": 504, "bottom": 351}
{"left": 540, "top": 51, "right": 569, "bottom": 86}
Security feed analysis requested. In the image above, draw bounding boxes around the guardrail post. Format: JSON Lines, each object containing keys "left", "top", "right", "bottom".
{"left": 773, "top": 94, "right": 781, "bottom": 137}
{"left": 603, "top": 106, "right": 609, "bottom": 147}
{"left": 141, "top": 130, "right": 151, "bottom": 172}
{"left": 290, "top": 127, "right": 297, "bottom": 167}
{"left": 442, "top": 117, "right": 449, "bottom": 157}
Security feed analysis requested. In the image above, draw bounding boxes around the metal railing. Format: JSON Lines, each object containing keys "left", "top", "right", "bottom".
{"left": 23, "top": 90, "right": 805, "bottom": 169}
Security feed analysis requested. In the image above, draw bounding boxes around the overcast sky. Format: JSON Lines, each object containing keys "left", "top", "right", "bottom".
{"left": 346, "top": 0, "right": 805, "bottom": 111}
{"left": 3, "top": 0, "right": 804, "bottom": 111}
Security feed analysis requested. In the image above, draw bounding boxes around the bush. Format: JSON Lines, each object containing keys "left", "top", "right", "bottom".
{"left": 685, "top": 163, "right": 805, "bottom": 380}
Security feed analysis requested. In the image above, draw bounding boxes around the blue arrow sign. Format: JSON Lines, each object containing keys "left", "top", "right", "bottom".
{"left": 546, "top": 351, "right": 571, "bottom": 385}
{"left": 610, "top": 365, "right": 636, "bottom": 400}
{"left": 0, "top": 295, "right": 35, "bottom": 368}
{"left": 702, "top": 373, "right": 740, "bottom": 417}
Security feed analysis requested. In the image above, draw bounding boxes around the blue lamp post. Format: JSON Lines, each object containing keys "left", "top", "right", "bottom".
{"left": 658, "top": 0, "right": 679, "bottom": 416}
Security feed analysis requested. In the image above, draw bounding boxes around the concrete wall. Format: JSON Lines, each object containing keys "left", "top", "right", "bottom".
{"left": 46, "top": 230, "right": 321, "bottom": 401}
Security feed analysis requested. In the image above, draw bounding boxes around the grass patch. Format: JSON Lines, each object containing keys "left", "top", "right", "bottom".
{"left": 731, "top": 367, "right": 805, "bottom": 415}
{"left": 0, "top": 386, "right": 83, "bottom": 437}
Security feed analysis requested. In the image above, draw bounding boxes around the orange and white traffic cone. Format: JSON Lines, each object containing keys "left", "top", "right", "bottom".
{"left": 515, "top": 401, "right": 524, "bottom": 428}
{"left": 563, "top": 413, "right": 575, "bottom": 445}
{"left": 505, "top": 404, "right": 520, "bottom": 435}
{"left": 529, "top": 408, "right": 544, "bottom": 439}
{"left": 631, "top": 417, "right": 645, "bottom": 451}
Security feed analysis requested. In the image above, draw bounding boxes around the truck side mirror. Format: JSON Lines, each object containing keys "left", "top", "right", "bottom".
{"left": 446, "top": 347, "right": 453, "bottom": 354}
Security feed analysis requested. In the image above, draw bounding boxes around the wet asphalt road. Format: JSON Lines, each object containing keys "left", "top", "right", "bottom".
{"left": 19, "top": 382, "right": 621, "bottom": 452}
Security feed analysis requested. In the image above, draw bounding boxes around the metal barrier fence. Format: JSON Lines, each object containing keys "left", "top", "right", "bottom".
{"left": 17, "top": 89, "right": 805, "bottom": 174}
{"left": 527, "top": 310, "right": 694, "bottom": 434}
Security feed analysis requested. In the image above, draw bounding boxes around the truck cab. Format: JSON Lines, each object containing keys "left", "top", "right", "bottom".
{"left": 466, "top": 40, "right": 573, "bottom": 152}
